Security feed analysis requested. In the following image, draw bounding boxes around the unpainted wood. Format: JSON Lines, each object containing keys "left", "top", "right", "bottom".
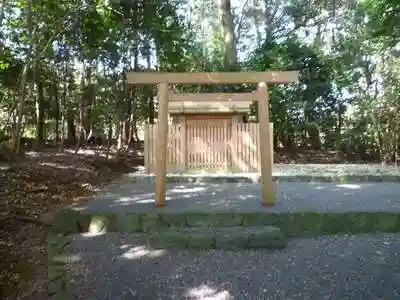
{"left": 170, "top": 92, "right": 256, "bottom": 102}
{"left": 168, "top": 101, "right": 252, "bottom": 114}
{"left": 257, "top": 82, "right": 274, "bottom": 206}
{"left": 144, "top": 125, "right": 149, "bottom": 173}
{"left": 144, "top": 121, "right": 273, "bottom": 174}
{"left": 155, "top": 82, "right": 169, "bottom": 207}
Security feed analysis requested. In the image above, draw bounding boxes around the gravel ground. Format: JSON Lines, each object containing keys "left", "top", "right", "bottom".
{"left": 65, "top": 233, "right": 400, "bottom": 300}
{"left": 131, "top": 164, "right": 400, "bottom": 177}
{"left": 273, "top": 164, "right": 400, "bottom": 177}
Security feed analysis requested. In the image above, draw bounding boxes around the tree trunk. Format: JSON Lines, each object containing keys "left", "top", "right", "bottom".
{"left": 59, "top": 78, "right": 66, "bottom": 152}
{"left": 0, "top": 0, "right": 9, "bottom": 31}
{"left": 217, "top": 0, "right": 237, "bottom": 70}
{"left": 66, "top": 65, "right": 75, "bottom": 144}
{"left": 144, "top": 38, "right": 154, "bottom": 124}
{"left": 129, "top": 44, "right": 140, "bottom": 146}
{"left": 34, "top": 51, "right": 45, "bottom": 148}
{"left": 106, "top": 116, "right": 112, "bottom": 160}
{"left": 54, "top": 81, "right": 60, "bottom": 143}
{"left": 12, "top": 0, "right": 34, "bottom": 153}
{"left": 335, "top": 103, "right": 344, "bottom": 150}
{"left": 117, "top": 121, "right": 123, "bottom": 149}
{"left": 121, "top": 69, "right": 131, "bottom": 147}
{"left": 0, "top": 0, "right": 7, "bottom": 29}
{"left": 66, "top": 112, "right": 75, "bottom": 143}
{"left": 81, "top": 63, "right": 94, "bottom": 139}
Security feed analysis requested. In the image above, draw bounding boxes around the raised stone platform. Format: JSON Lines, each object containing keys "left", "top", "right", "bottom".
{"left": 50, "top": 181, "right": 400, "bottom": 237}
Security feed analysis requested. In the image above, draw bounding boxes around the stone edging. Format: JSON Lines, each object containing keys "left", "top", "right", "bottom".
{"left": 52, "top": 210, "right": 400, "bottom": 236}
{"left": 47, "top": 234, "right": 74, "bottom": 300}
{"left": 149, "top": 226, "right": 287, "bottom": 249}
{"left": 128, "top": 174, "right": 400, "bottom": 183}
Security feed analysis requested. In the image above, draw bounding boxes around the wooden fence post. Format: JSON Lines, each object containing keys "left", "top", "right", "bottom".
{"left": 144, "top": 125, "right": 149, "bottom": 173}
{"left": 270, "top": 122, "right": 274, "bottom": 168}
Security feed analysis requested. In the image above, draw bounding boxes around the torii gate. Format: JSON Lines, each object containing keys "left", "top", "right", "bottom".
{"left": 126, "top": 71, "right": 299, "bottom": 207}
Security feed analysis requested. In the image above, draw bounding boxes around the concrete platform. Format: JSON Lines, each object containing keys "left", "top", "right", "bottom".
{"left": 50, "top": 164, "right": 400, "bottom": 244}
{"left": 73, "top": 181, "right": 400, "bottom": 214}
{"left": 46, "top": 181, "right": 400, "bottom": 240}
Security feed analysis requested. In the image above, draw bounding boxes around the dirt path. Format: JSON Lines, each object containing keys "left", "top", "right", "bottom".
{"left": 0, "top": 147, "right": 142, "bottom": 300}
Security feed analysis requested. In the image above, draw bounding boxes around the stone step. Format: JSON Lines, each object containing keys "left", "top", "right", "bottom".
{"left": 52, "top": 210, "right": 400, "bottom": 238}
{"left": 148, "top": 226, "right": 287, "bottom": 250}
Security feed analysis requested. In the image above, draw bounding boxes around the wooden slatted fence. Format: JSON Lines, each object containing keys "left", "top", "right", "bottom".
{"left": 144, "top": 122, "right": 273, "bottom": 173}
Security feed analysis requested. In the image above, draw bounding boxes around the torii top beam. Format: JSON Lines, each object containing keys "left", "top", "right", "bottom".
{"left": 126, "top": 71, "right": 299, "bottom": 85}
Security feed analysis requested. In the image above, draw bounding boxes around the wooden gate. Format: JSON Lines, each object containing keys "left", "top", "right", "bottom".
{"left": 144, "top": 121, "right": 273, "bottom": 173}
{"left": 185, "top": 119, "right": 231, "bottom": 171}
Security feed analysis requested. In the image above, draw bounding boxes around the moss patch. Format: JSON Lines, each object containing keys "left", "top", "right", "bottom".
{"left": 50, "top": 210, "right": 400, "bottom": 238}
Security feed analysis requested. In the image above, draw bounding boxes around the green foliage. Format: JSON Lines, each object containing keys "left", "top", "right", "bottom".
{"left": 362, "top": 0, "right": 400, "bottom": 45}
{"left": 0, "top": 0, "right": 398, "bottom": 162}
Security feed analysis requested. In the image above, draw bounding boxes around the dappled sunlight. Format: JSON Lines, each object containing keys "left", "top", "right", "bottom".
{"left": 169, "top": 186, "right": 207, "bottom": 193}
{"left": 99, "top": 182, "right": 263, "bottom": 211}
{"left": 238, "top": 194, "right": 256, "bottom": 200}
{"left": 81, "top": 232, "right": 106, "bottom": 238}
{"left": 241, "top": 132, "right": 257, "bottom": 152}
{"left": 228, "top": 127, "right": 261, "bottom": 173}
{"left": 88, "top": 222, "right": 107, "bottom": 234}
{"left": 114, "top": 192, "right": 155, "bottom": 204}
{"left": 184, "top": 284, "right": 233, "bottom": 300}
{"left": 72, "top": 178, "right": 400, "bottom": 214}
{"left": 25, "top": 151, "right": 73, "bottom": 158}
{"left": 0, "top": 164, "right": 10, "bottom": 170}
{"left": 112, "top": 185, "right": 209, "bottom": 205}
{"left": 70, "top": 205, "right": 87, "bottom": 211}
{"left": 53, "top": 253, "right": 82, "bottom": 263}
{"left": 134, "top": 198, "right": 156, "bottom": 204}
{"left": 80, "top": 182, "right": 100, "bottom": 192}
{"left": 119, "top": 245, "right": 166, "bottom": 260}
{"left": 25, "top": 151, "right": 41, "bottom": 158}
{"left": 311, "top": 182, "right": 363, "bottom": 190}
{"left": 64, "top": 230, "right": 400, "bottom": 299}
{"left": 208, "top": 199, "right": 232, "bottom": 208}
{"left": 336, "top": 184, "right": 362, "bottom": 189}
{"left": 38, "top": 161, "right": 93, "bottom": 173}
{"left": 102, "top": 182, "right": 261, "bottom": 211}
{"left": 67, "top": 254, "right": 82, "bottom": 263}
{"left": 64, "top": 148, "right": 106, "bottom": 158}
{"left": 108, "top": 183, "right": 232, "bottom": 206}
{"left": 135, "top": 165, "right": 146, "bottom": 172}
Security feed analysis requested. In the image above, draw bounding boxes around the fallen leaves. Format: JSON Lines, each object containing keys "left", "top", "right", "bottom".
{"left": 0, "top": 147, "right": 141, "bottom": 300}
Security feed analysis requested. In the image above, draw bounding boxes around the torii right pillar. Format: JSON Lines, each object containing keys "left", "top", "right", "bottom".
{"left": 258, "top": 81, "right": 283, "bottom": 206}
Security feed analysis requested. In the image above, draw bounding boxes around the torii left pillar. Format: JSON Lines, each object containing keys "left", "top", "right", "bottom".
{"left": 155, "top": 82, "right": 169, "bottom": 207}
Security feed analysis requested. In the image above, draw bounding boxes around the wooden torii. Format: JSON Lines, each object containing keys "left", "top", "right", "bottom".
{"left": 126, "top": 71, "right": 299, "bottom": 207}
